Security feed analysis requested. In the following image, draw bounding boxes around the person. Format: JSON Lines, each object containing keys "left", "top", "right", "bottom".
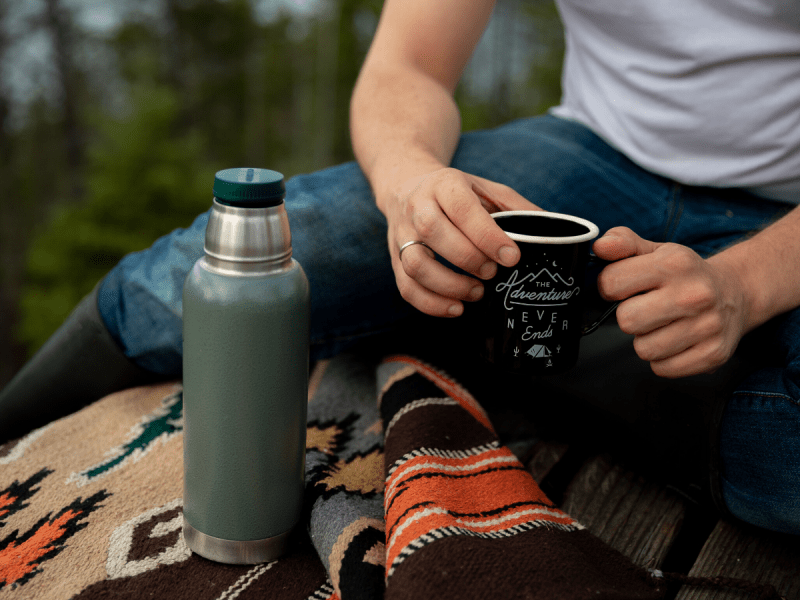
{"left": 2, "top": 0, "right": 799, "bottom": 535}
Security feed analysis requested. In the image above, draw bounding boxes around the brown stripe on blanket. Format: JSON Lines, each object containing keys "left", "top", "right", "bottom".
{"left": 382, "top": 402, "right": 497, "bottom": 468}
{"left": 386, "top": 527, "right": 662, "bottom": 600}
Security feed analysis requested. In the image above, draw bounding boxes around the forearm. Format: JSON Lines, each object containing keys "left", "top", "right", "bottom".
{"left": 348, "top": 0, "right": 496, "bottom": 214}
{"left": 350, "top": 62, "right": 462, "bottom": 215}
{"left": 345, "top": 0, "right": 536, "bottom": 318}
{"left": 708, "top": 204, "right": 800, "bottom": 332}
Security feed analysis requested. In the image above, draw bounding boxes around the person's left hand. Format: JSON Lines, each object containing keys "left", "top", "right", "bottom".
{"left": 593, "top": 227, "right": 750, "bottom": 378}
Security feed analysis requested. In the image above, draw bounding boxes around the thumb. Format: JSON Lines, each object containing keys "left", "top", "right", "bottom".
{"left": 593, "top": 226, "right": 662, "bottom": 261}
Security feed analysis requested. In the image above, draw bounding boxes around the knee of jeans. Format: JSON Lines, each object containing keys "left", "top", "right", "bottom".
{"left": 719, "top": 388, "right": 800, "bottom": 535}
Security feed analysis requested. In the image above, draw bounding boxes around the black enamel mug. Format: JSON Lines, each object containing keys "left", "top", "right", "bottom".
{"left": 477, "top": 211, "right": 617, "bottom": 376}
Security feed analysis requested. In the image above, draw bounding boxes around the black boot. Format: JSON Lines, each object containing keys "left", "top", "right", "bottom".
{"left": 0, "top": 283, "right": 166, "bottom": 444}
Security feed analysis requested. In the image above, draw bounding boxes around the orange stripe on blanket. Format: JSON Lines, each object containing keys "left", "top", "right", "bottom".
{"left": 390, "top": 504, "right": 577, "bottom": 547}
{"left": 387, "top": 464, "right": 554, "bottom": 522}
{"left": 386, "top": 447, "right": 525, "bottom": 502}
{"left": 445, "top": 506, "right": 574, "bottom": 531}
{"left": 383, "top": 356, "right": 495, "bottom": 434}
{"left": 386, "top": 504, "right": 579, "bottom": 572}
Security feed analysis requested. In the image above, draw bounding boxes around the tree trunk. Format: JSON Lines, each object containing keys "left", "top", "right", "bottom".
{"left": 43, "top": 0, "right": 83, "bottom": 200}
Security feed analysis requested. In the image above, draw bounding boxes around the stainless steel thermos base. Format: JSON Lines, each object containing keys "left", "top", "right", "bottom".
{"left": 183, "top": 519, "right": 292, "bottom": 564}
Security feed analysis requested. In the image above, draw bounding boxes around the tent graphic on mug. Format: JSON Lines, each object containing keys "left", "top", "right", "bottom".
{"left": 526, "top": 345, "right": 552, "bottom": 359}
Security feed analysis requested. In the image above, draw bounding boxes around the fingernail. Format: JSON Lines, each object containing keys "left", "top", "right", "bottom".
{"left": 448, "top": 304, "right": 463, "bottom": 317}
{"left": 498, "top": 246, "right": 518, "bottom": 266}
{"left": 479, "top": 262, "right": 496, "bottom": 279}
{"left": 469, "top": 285, "right": 484, "bottom": 301}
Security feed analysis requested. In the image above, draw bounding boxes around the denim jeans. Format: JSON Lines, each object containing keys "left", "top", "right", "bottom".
{"left": 97, "top": 114, "right": 800, "bottom": 534}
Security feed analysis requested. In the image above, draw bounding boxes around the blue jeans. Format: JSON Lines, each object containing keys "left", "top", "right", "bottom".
{"left": 97, "top": 114, "right": 800, "bottom": 534}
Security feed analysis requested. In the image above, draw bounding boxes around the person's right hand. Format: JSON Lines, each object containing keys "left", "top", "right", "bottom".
{"left": 384, "top": 167, "right": 541, "bottom": 317}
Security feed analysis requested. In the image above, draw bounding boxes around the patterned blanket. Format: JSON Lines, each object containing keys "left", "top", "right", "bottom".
{"left": 0, "top": 353, "right": 664, "bottom": 600}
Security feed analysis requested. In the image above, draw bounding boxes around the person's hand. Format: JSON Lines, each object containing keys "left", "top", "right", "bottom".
{"left": 385, "top": 168, "right": 540, "bottom": 317}
{"left": 593, "top": 227, "right": 751, "bottom": 378}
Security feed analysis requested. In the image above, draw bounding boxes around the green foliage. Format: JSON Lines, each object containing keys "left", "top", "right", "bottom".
{"left": 17, "top": 83, "right": 215, "bottom": 354}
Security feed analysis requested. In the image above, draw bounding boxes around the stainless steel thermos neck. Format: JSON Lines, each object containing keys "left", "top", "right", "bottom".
{"left": 182, "top": 168, "right": 310, "bottom": 564}
{"left": 203, "top": 198, "right": 292, "bottom": 274}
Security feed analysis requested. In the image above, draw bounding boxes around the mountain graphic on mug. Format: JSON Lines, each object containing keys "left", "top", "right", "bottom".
{"left": 521, "top": 267, "right": 575, "bottom": 287}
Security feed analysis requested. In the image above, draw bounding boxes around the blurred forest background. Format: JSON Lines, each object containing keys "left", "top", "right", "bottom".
{"left": 0, "top": 0, "right": 564, "bottom": 389}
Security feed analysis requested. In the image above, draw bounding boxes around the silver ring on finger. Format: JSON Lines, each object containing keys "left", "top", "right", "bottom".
{"left": 398, "top": 240, "right": 432, "bottom": 260}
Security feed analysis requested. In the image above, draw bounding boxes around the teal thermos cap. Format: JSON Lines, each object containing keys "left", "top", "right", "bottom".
{"left": 213, "top": 168, "right": 286, "bottom": 208}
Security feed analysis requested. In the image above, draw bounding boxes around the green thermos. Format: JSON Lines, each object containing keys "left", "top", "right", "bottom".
{"left": 182, "top": 168, "right": 310, "bottom": 564}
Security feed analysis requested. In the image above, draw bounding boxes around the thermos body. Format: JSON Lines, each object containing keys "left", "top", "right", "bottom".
{"left": 182, "top": 168, "right": 310, "bottom": 564}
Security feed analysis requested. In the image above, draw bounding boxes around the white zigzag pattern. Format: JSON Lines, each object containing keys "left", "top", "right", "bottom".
{"left": 306, "top": 580, "right": 335, "bottom": 600}
{"left": 388, "top": 505, "right": 577, "bottom": 551}
{"left": 106, "top": 498, "right": 190, "bottom": 580}
{"left": 387, "top": 441, "right": 501, "bottom": 477}
{"left": 216, "top": 562, "right": 275, "bottom": 600}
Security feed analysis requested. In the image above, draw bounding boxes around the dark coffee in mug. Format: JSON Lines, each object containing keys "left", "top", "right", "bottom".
{"left": 478, "top": 211, "right": 604, "bottom": 376}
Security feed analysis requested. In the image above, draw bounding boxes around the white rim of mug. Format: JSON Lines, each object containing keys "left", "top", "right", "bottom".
{"left": 491, "top": 210, "right": 600, "bottom": 244}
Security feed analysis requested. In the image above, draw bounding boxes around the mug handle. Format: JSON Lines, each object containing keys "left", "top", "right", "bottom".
{"left": 581, "top": 255, "right": 621, "bottom": 336}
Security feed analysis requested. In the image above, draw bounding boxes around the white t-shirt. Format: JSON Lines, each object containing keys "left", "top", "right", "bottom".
{"left": 550, "top": 0, "right": 800, "bottom": 202}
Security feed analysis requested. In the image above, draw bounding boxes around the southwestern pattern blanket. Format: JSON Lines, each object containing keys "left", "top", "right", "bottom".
{"left": 0, "top": 352, "right": 664, "bottom": 600}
